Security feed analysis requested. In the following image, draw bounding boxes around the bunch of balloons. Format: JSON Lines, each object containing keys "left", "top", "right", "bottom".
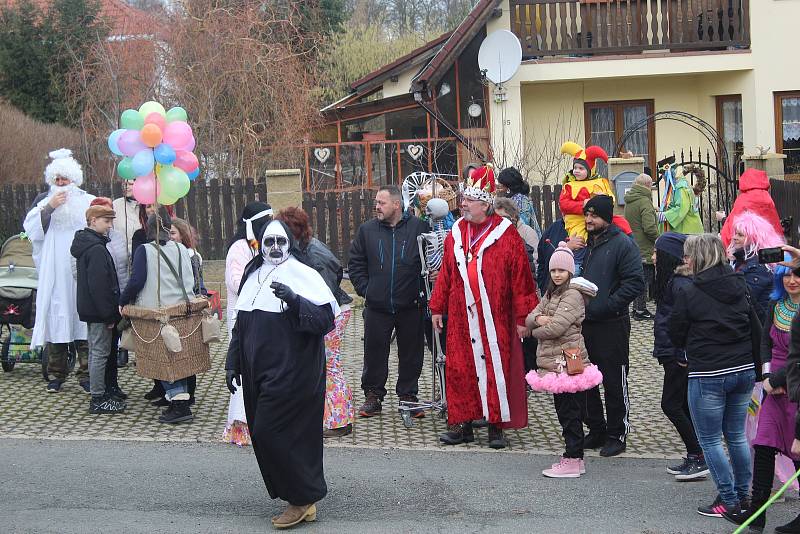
{"left": 107, "top": 101, "right": 200, "bottom": 205}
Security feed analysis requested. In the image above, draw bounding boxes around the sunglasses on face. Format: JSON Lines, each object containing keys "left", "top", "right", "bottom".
{"left": 263, "top": 236, "right": 288, "bottom": 248}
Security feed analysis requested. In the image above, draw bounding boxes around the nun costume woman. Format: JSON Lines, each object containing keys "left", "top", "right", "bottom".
{"left": 226, "top": 220, "right": 338, "bottom": 529}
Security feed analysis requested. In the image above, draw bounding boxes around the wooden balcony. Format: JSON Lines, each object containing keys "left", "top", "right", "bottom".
{"left": 509, "top": 0, "right": 750, "bottom": 59}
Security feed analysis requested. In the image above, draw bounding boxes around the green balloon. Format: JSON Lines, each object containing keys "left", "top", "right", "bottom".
{"left": 165, "top": 106, "right": 188, "bottom": 123}
{"left": 157, "top": 190, "right": 179, "bottom": 206}
{"left": 117, "top": 157, "right": 136, "bottom": 180}
{"left": 157, "top": 165, "right": 191, "bottom": 200}
{"left": 139, "top": 100, "right": 166, "bottom": 118}
{"left": 120, "top": 109, "right": 144, "bottom": 130}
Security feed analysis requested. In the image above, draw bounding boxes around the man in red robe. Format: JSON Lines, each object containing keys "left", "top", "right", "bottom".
{"left": 430, "top": 165, "right": 538, "bottom": 449}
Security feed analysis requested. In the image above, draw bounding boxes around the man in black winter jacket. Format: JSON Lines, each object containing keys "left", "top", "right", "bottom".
{"left": 70, "top": 205, "right": 125, "bottom": 414}
{"left": 348, "top": 185, "right": 428, "bottom": 418}
{"left": 580, "top": 195, "right": 644, "bottom": 457}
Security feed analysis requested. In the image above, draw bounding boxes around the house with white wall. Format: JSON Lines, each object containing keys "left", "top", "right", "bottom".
{"left": 309, "top": 0, "right": 800, "bottom": 193}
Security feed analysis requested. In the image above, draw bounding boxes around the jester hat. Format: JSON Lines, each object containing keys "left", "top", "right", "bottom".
{"left": 561, "top": 141, "right": 609, "bottom": 175}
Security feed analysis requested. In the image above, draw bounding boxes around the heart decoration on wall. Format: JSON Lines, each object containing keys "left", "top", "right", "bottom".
{"left": 314, "top": 147, "right": 331, "bottom": 164}
{"left": 407, "top": 144, "right": 424, "bottom": 161}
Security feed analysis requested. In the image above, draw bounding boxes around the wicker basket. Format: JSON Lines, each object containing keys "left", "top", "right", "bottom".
{"left": 416, "top": 177, "right": 458, "bottom": 212}
{"left": 125, "top": 298, "right": 210, "bottom": 382}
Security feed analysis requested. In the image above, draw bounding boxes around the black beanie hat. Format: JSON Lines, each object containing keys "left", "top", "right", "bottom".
{"left": 583, "top": 194, "right": 614, "bottom": 223}
{"left": 655, "top": 232, "right": 688, "bottom": 261}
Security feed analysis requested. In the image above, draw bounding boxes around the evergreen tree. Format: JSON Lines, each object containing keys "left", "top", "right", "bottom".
{"left": 0, "top": 0, "right": 107, "bottom": 125}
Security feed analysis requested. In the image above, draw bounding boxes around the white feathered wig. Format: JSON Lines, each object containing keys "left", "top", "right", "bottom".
{"left": 44, "top": 148, "right": 83, "bottom": 186}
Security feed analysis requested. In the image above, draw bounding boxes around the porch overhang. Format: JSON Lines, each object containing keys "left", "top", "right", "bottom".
{"left": 515, "top": 48, "right": 752, "bottom": 84}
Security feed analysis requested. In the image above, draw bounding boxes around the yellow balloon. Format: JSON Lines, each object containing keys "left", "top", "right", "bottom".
{"left": 139, "top": 101, "right": 166, "bottom": 118}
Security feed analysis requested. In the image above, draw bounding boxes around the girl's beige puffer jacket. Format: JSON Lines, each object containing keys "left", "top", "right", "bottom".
{"left": 526, "top": 278, "right": 597, "bottom": 373}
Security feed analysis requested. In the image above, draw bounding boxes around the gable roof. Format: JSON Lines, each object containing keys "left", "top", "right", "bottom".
{"left": 322, "top": 0, "right": 500, "bottom": 118}
{"left": 349, "top": 31, "right": 452, "bottom": 95}
{"left": 411, "top": 0, "right": 502, "bottom": 95}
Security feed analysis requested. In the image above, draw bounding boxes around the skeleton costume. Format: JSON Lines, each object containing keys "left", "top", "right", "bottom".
{"left": 23, "top": 149, "right": 95, "bottom": 348}
{"left": 226, "top": 220, "right": 337, "bottom": 506}
{"left": 422, "top": 198, "right": 451, "bottom": 272}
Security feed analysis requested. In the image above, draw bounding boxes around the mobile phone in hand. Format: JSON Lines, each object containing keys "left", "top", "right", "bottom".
{"left": 757, "top": 247, "right": 784, "bottom": 264}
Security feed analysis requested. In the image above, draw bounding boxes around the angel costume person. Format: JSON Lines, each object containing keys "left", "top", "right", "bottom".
{"left": 24, "top": 149, "right": 95, "bottom": 350}
{"left": 225, "top": 220, "right": 338, "bottom": 529}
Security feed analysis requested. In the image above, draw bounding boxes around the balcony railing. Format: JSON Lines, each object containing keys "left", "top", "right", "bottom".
{"left": 509, "top": 0, "right": 750, "bottom": 58}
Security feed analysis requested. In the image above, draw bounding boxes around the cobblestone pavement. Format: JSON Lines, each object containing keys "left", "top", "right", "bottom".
{"left": 0, "top": 310, "right": 682, "bottom": 458}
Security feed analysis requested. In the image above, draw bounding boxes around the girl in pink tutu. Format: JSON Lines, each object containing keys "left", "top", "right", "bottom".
{"left": 526, "top": 241, "right": 603, "bottom": 478}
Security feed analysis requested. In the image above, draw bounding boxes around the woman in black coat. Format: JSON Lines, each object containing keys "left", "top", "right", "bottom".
{"left": 669, "top": 233, "right": 757, "bottom": 518}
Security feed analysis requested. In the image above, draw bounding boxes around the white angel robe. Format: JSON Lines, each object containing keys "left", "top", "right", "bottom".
{"left": 23, "top": 186, "right": 94, "bottom": 348}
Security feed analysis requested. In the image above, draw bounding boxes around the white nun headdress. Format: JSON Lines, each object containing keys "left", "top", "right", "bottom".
{"left": 235, "top": 220, "right": 340, "bottom": 316}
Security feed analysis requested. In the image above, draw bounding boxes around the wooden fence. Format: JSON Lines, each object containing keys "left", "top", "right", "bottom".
{"left": 3, "top": 178, "right": 798, "bottom": 261}
{"left": 302, "top": 185, "right": 566, "bottom": 264}
{"left": 0, "top": 179, "right": 269, "bottom": 261}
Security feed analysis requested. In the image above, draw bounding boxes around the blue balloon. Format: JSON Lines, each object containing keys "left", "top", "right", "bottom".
{"left": 131, "top": 148, "right": 155, "bottom": 177}
{"left": 154, "top": 142, "right": 176, "bottom": 165}
{"left": 187, "top": 167, "right": 200, "bottom": 181}
{"left": 108, "top": 129, "right": 125, "bottom": 156}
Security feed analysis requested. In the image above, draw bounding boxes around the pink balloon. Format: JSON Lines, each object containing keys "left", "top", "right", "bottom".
{"left": 162, "top": 121, "right": 193, "bottom": 150}
{"left": 173, "top": 150, "right": 199, "bottom": 173}
{"left": 118, "top": 130, "right": 147, "bottom": 157}
{"left": 184, "top": 134, "right": 196, "bottom": 152}
{"left": 144, "top": 112, "right": 166, "bottom": 131}
{"left": 132, "top": 173, "right": 160, "bottom": 204}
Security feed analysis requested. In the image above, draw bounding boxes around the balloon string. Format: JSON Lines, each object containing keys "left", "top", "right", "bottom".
{"left": 733, "top": 467, "right": 800, "bottom": 533}
{"left": 156, "top": 198, "right": 161, "bottom": 309}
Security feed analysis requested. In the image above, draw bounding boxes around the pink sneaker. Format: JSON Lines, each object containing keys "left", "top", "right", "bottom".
{"left": 543, "top": 457, "right": 582, "bottom": 478}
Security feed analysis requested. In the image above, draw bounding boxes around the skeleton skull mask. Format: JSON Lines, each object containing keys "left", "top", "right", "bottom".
{"left": 261, "top": 220, "right": 291, "bottom": 265}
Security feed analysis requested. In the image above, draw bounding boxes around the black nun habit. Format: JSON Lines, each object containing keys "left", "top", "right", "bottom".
{"left": 226, "top": 219, "right": 338, "bottom": 507}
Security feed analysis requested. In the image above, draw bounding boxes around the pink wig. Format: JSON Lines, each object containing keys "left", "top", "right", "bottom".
{"left": 727, "top": 210, "right": 785, "bottom": 260}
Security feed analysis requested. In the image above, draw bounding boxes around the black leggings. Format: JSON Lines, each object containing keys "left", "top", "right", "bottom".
{"left": 751, "top": 445, "right": 800, "bottom": 502}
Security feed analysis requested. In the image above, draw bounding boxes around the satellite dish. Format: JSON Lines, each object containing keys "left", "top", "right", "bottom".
{"left": 478, "top": 30, "right": 522, "bottom": 84}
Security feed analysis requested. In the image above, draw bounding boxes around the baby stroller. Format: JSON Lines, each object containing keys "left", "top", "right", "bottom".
{"left": 0, "top": 233, "right": 74, "bottom": 380}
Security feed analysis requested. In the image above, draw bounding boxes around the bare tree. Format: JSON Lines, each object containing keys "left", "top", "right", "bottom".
{"left": 162, "top": 0, "right": 322, "bottom": 183}
{"left": 460, "top": 104, "right": 583, "bottom": 186}
{"left": 63, "top": 18, "right": 161, "bottom": 182}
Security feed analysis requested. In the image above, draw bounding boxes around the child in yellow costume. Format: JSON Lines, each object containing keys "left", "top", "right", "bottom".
{"left": 559, "top": 142, "right": 631, "bottom": 239}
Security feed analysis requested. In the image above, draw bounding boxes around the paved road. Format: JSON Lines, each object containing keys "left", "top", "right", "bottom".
{"left": 2, "top": 438, "right": 797, "bottom": 534}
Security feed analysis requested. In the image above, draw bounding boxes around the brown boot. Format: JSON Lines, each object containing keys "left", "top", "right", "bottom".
{"left": 272, "top": 503, "right": 317, "bottom": 529}
{"left": 323, "top": 424, "right": 352, "bottom": 438}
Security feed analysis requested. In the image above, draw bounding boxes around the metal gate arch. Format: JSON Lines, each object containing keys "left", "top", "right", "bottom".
{"left": 613, "top": 110, "right": 735, "bottom": 182}
{"left": 613, "top": 110, "right": 739, "bottom": 227}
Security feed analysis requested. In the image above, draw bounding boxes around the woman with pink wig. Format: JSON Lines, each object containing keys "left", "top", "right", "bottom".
{"left": 727, "top": 210, "right": 785, "bottom": 322}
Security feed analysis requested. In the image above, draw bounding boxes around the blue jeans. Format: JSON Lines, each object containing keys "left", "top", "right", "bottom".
{"left": 161, "top": 379, "right": 188, "bottom": 401}
{"left": 687, "top": 369, "right": 755, "bottom": 507}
